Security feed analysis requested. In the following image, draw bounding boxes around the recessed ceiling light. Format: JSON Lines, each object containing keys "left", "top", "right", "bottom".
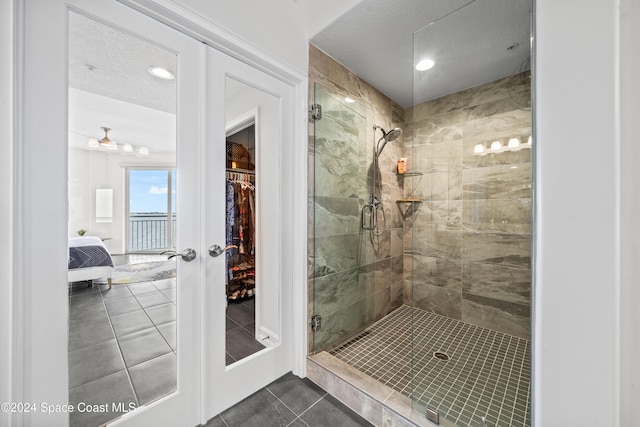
{"left": 148, "top": 66, "right": 175, "bottom": 80}
{"left": 416, "top": 59, "right": 435, "bottom": 71}
{"left": 344, "top": 97, "right": 355, "bottom": 103}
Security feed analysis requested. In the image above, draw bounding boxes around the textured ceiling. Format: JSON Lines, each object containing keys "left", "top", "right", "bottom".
{"left": 312, "top": 0, "right": 532, "bottom": 107}
{"left": 68, "top": 11, "right": 177, "bottom": 152}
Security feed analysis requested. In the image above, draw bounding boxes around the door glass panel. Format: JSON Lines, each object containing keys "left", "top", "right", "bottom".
{"left": 311, "top": 83, "right": 370, "bottom": 353}
{"left": 67, "top": 10, "right": 177, "bottom": 426}
{"left": 223, "top": 76, "right": 281, "bottom": 365}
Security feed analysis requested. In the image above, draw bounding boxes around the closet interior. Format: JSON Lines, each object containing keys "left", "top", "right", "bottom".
{"left": 225, "top": 124, "right": 256, "bottom": 303}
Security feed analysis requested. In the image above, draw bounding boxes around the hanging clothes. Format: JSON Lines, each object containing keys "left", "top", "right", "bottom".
{"left": 225, "top": 176, "right": 256, "bottom": 301}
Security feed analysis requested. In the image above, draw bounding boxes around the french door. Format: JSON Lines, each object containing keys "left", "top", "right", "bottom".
{"left": 21, "top": 0, "right": 293, "bottom": 426}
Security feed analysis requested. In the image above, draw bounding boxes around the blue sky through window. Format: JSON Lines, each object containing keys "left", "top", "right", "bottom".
{"left": 129, "top": 169, "right": 176, "bottom": 214}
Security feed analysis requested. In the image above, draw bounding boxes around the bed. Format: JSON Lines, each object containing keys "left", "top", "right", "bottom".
{"left": 68, "top": 236, "right": 114, "bottom": 289}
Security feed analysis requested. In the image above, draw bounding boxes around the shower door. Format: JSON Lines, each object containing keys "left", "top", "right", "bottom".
{"left": 311, "top": 84, "right": 373, "bottom": 352}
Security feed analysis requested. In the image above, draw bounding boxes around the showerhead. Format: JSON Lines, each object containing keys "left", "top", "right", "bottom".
{"left": 374, "top": 126, "right": 403, "bottom": 157}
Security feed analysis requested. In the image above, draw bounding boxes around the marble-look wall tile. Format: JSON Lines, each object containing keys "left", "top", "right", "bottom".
{"left": 460, "top": 71, "right": 531, "bottom": 108}
{"left": 403, "top": 200, "right": 462, "bottom": 232}
{"left": 359, "top": 229, "right": 391, "bottom": 265}
{"left": 411, "top": 91, "right": 464, "bottom": 119}
{"left": 312, "top": 297, "right": 374, "bottom": 351}
{"left": 410, "top": 226, "right": 463, "bottom": 260}
{"left": 390, "top": 281, "right": 403, "bottom": 311}
{"left": 462, "top": 163, "right": 532, "bottom": 200}
{"left": 358, "top": 258, "right": 391, "bottom": 295}
{"left": 374, "top": 288, "right": 391, "bottom": 322}
{"left": 313, "top": 233, "right": 360, "bottom": 278}
{"left": 413, "top": 284, "right": 462, "bottom": 320}
{"left": 408, "top": 254, "right": 462, "bottom": 291}
{"left": 411, "top": 111, "right": 463, "bottom": 147}
{"left": 462, "top": 231, "right": 530, "bottom": 268}
{"left": 412, "top": 140, "right": 462, "bottom": 174}
{"left": 313, "top": 196, "right": 360, "bottom": 238}
{"left": 313, "top": 267, "right": 360, "bottom": 318}
{"left": 461, "top": 293, "right": 530, "bottom": 339}
{"left": 462, "top": 92, "right": 531, "bottom": 123}
{"left": 462, "top": 262, "right": 530, "bottom": 306}
{"left": 462, "top": 198, "right": 531, "bottom": 235}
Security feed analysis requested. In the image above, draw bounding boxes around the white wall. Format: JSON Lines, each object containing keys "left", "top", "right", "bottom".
{"left": 307, "top": 0, "right": 363, "bottom": 38}
{"left": 0, "top": 1, "right": 14, "bottom": 425}
{"left": 534, "top": 0, "right": 638, "bottom": 425}
{"left": 165, "top": 0, "right": 310, "bottom": 73}
{"left": 619, "top": 0, "right": 640, "bottom": 423}
{"left": 69, "top": 147, "right": 176, "bottom": 254}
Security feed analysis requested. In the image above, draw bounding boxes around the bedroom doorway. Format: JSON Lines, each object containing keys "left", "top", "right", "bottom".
{"left": 20, "top": 0, "right": 298, "bottom": 425}
{"left": 66, "top": 2, "right": 201, "bottom": 426}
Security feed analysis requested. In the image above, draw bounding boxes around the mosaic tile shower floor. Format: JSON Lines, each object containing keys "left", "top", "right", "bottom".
{"left": 329, "top": 305, "right": 530, "bottom": 427}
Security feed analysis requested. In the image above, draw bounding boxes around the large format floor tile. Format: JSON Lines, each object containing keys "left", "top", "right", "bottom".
{"left": 68, "top": 316, "right": 115, "bottom": 351}
{"left": 128, "top": 352, "right": 177, "bottom": 405}
{"left": 204, "top": 373, "right": 373, "bottom": 427}
{"left": 69, "top": 370, "right": 137, "bottom": 427}
{"left": 68, "top": 339, "right": 125, "bottom": 388}
{"left": 109, "top": 309, "right": 154, "bottom": 337}
{"left": 117, "top": 327, "right": 172, "bottom": 368}
{"left": 145, "top": 302, "right": 176, "bottom": 326}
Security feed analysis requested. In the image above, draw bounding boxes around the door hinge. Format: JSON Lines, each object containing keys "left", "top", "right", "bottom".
{"left": 311, "top": 314, "right": 322, "bottom": 331}
{"left": 310, "top": 103, "right": 322, "bottom": 120}
{"left": 426, "top": 407, "right": 439, "bottom": 424}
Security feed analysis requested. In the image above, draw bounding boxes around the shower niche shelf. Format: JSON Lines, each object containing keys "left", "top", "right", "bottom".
{"left": 397, "top": 170, "right": 423, "bottom": 204}
{"left": 397, "top": 170, "right": 423, "bottom": 177}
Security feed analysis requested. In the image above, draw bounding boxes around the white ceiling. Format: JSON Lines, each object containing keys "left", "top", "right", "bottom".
{"left": 311, "top": 0, "right": 532, "bottom": 107}
{"left": 68, "top": 11, "right": 177, "bottom": 153}
{"left": 69, "top": 0, "right": 532, "bottom": 151}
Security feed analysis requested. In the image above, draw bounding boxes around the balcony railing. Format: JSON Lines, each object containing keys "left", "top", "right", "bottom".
{"left": 129, "top": 213, "right": 176, "bottom": 252}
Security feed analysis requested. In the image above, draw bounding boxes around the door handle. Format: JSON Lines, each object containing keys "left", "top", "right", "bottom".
{"left": 209, "top": 244, "right": 238, "bottom": 257}
{"left": 168, "top": 248, "right": 197, "bottom": 262}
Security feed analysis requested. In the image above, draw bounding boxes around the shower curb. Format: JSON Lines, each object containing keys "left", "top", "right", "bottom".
{"left": 307, "top": 352, "right": 443, "bottom": 427}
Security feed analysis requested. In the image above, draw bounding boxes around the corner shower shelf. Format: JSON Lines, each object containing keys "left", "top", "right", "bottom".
{"left": 397, "top": 170, "right": 423, "bottom": 177}
{"left": 396, "top": 198, "right": 423, "bottom": 203}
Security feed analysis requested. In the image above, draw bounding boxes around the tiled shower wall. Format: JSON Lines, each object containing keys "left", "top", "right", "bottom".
{"left": 308, "top": 45, "right": 405, "bottom": 352}
{"left": 403, "top": 72, "right": 532, "bottom": 339}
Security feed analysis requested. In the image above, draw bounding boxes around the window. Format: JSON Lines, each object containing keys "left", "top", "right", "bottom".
{"left": 126, "top": 168, "right": 176, "bottom": 253}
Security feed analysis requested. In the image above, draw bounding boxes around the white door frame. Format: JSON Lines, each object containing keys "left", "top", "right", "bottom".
{"left": 12, "top": 0, "right": 307, "bottom": 426}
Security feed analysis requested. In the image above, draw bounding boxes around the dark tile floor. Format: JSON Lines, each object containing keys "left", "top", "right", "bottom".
{"left": 226, "top": 298, "right": 265, "bottom": 365}
{"left": 204, "top": 372, "right": 373, "bottom": 427}
{"left": 68, "top": 254, "right": 278, "bottom": 427}
{"left": 68, "top": 276, "right": 177, "bottom": 427}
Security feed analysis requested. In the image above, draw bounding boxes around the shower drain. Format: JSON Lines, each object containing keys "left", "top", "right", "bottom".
{"left": 433, "top": 352, "right": 450, "bottom": 361}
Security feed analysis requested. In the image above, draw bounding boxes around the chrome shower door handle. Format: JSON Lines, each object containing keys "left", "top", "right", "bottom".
{"left": 169, "top": 248, "right": 197, "bottom": 262}
{"left": 209, "top": 244, "right": 238, "bottom": 257}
